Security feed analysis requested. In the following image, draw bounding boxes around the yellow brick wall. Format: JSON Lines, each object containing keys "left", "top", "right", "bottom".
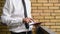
{"left": 31, "top": 0, "right": 60, "bottom": 34}
{"left": 0, "top": 0, "right": 60, "bottom": 34}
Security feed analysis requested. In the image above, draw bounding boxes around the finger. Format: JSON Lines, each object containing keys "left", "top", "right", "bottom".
{"left": 26, "top": 19, "right": 29, "bottom": 23}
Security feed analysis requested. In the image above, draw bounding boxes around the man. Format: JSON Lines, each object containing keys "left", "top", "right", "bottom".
{"left": 1, "top": 0, "right": 33, "bottom": 34}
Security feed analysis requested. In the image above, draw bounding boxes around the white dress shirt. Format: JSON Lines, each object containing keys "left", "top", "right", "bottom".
{"left": 1, "top": 0, "right": 32, "bottom": 33}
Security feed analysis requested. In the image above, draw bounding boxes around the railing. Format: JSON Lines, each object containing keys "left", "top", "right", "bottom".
{"left": 32, "top": 22, "right": 56, "bottom": 34}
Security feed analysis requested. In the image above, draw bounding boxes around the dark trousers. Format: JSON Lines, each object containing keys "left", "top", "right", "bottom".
{"left": 11, "top": 31, "right": 32, "bottom": 34}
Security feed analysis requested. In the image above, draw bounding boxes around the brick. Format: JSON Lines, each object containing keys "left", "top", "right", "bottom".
{"left": 39, "top": 19, "right": 50, "bottom": 22}
{"left": 43, "top": 3, "right": 53, "bottom": 6}
{"left": 32, "top": 10, "right": 38, "bottom": 13}
{"left": 31, "top": 0, "right": 37, "bottom": 3}
{"left": 38, "top": 7, "right": 48, "bottom": 9}
{"left": 49, "top": 7, "right": 59, "bottom": 9}
{"left": 50, "top": 28, "right": 56, "bottom": 32}
{"left": 1, "top": 4, "right": 5, "bottom": 6}
{"left": 37, "top": 10, "right": 43, "bottom": 13}
{"left": 33, "top": 19, "right": 39, "bottom": 22}
{"left": 44, "top": 20, "right": 50, "bottom": 23}
{"left": 6, "top": 32, "right": 11, "bottom": 34}
{"left": 32, "top": 13, "right": 36, "bottom": 16}
{"left": 38, "top": 0, "right": 48, "bottom": 3}
{"left": 44, "top": 23, "right": 55, "bottom": 26}
{"left": 0, "top": 32, "right": 6, "bottom": 34}
{"left": 56, "top": 23, "right": 60, "bottom": 26}
{"left": 0, "top": 7, "right": 3, "bottom": 9}
{"left": 39, "top": 19, "right": 45, "bottom": 22}
{"left": 0, "top": 1, "right": 5, "bottom": 4}
{"left": 38, "top": 16, "right": 44, "bottom": 19}
{"left": 52, "top": 13, "right": 60, "bottom": 16}
{"left": 0, "top": 26, "right": 7, "bottom": 29}
{"left": 56, "top": 32, "right": 60, "bottom": 34}
{"left": 41, "top": 23, "right": 45, "bottom": 26}
{"left": 32, "top": 6, "right": 37, "bottom": 9}
{"left": 0, "top": 4, "right": 1, "bottom": 6}
{"left": 51, "top": 26, "right": 60, "bottom": 29}
{"left": 56, "top": 29, "right": 60, "bottom": 32}
{"left": 32, "top": 10, "right": 43, "bottom": 13}
{"left": 0, "top": 13, "right": 2, "bottom": 16}
{"left": 41, "top": 26, "right": 50, "bottom": 28}
{"left": 33, "top": 17, "right": 40, "bottom": 19}
{"left": 32, "top": 3, "right": 43, "bottom": 7}
{"left": 43, "top": 10, "right": 53, "bottom": 13}
{"left": 0, "top": 19, "right": 1, "bottom": 22}
{"left": 54, "top": 10, "right": 60, "bottom": 13}
{"left": 39, "top": 18, "right": 50, "bottom": 23}
{"left": 0, "top": 9, "right": 1, "bottom": 11}
{"left": 54, "top": 3, "right": 60, "bottom": 6}
{"left": 32, "top": 27, "right": 36, "bottom": 34}
{"left": 49, "top": 0, "right": 58, "bottom": 3}
{"left": 45, "top": 16, "right": 54, "bottom": 19}
{"left": 1, "top": 29, "right": 8, "bottom": 31}
{"left": 50, "top": 19, "right": 60, "bottom": 23}
{"left": 51, "top": 13, "right": 56, "bottom": 16}
{"left": 40, "top": 13, "right": 51, "bottom": 16}
{"left": 56, "top": 16, "right": 60, "bottom": 19}
{"left": 32, "top": 13, "right": 40, "bottom": 16}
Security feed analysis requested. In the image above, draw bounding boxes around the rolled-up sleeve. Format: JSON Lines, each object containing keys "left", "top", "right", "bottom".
{"left": 1, "top": 0, "right": 23, "bottom": 26}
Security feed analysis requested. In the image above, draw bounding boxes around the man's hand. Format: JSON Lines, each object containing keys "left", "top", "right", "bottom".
{"left": 23, "top": 18, "right": 33, "bottom": 23}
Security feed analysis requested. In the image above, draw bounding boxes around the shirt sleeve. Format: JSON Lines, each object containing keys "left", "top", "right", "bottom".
{"left": 25, "top": 0, "right": 32, "bottom": 18}
{"left": 1, "top": 0, "right": 23, "bottom": 26}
